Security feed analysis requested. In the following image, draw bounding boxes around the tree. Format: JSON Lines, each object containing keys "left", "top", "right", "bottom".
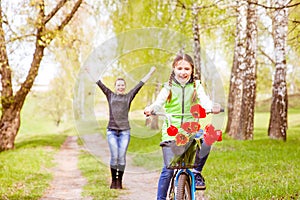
{"left": 240, "top": 0, "right": 258, "bottom": 139}
{"left": 226, "top": 0, "right": 258, "bottom": 140}
{"left": 226, "top": 0, "right": 248, "bottom": 139}
{"left": 0, "top": 0, "right": 83, "bottom": 151}
{"left": 268, "top": 0, "right": 289, "bottom": 141}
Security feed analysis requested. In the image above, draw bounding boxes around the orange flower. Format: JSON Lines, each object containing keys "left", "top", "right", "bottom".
{"left": 181, "top": 122, "right": 201, "bottom": 134}
{"left": 175, "top": 133, "right": 189, "bottom": 146}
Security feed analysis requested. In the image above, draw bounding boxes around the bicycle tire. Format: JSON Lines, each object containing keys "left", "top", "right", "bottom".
{"left": 176, "top": 173, "right": 192, "bottom": 200}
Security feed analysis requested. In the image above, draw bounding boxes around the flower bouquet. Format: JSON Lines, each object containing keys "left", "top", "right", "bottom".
{"left": 167, "top": 104, "right": 222, "bottom": 169}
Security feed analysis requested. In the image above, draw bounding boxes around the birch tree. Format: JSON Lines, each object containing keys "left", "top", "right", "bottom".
{"left": 240, "top": 0, "right": 258, "bottom": 139}
{"left": 268, "top": 0, "right": 289, "bottom": 141}
{"left": 227, "top": 0, "right": 248, "bottom": 139}
{"left": 227, "top": 0, "right": 258, "bottom": 139}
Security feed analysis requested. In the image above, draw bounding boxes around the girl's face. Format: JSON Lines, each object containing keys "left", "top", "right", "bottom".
{"left": 173, "top": 60, "right": 193, "bottom": 84}
{"left": 115, "top": 80, "right": 126, "bottom": 94}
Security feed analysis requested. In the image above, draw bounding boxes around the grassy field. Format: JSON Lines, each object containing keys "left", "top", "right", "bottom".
{"left": 0, "top": 94, "right": 299, "bottom": 199}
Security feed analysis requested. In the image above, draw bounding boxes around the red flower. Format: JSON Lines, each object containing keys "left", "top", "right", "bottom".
{"left": 205, "top": 124, "right": 215, "bottom": 135}
{"left": 203, "top": 133, "right": 214, "bottom": 146}
{"left": 204, "top": 124, "right": 223, "bottom": 145}
{"left": 215, "top": 130, "right": 222, "bottom": 141}
{"left": 190, "top": 104, "right": 206, "bottom": 118}
{"left": 181, "top": 122, "right": 201, "bottom": 134}
{"left": 167, "top": 125, "right": 178, "bottom": 136}
{"left": 175, "top": 133, "right": 189, "bottom": 146}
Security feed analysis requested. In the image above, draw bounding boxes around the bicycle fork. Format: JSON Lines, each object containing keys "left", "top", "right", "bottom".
{"left": 174, "top": 169, "right": 196, "bottom": 200}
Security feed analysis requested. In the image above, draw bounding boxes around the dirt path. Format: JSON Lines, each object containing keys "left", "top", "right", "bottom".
{"left": 80, "top": 133, "right": 160, "bottom": 200}
{"left": 40, "top": 136, "right": 92, "bottom": 200}
{"left": 41, "top": 134, "right": 207, "bottom": 200}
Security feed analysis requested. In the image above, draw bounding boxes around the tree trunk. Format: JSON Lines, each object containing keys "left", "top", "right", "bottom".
{"left": 268, "top": 0, "right": 289, "bottom": 141}
{"left": 146, "top": 82, "right": 161, "bottom": 130}
{"left": 192, "top": 3, "right": 201, "bottom": 80}
{"left": 227, "top": 0, "right": 248, "bottom": 139}
{"left": 240, "top": 0, "right": 258, "bottom": 140}
{"left": 0, "top": 108, "right": 21, "bottom": 151}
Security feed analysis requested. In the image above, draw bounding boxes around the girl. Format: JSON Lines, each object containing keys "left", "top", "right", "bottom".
{"left": 96, "top": 66, "right": 156, "bottom": 189}
{"left": 144, "top": 54, "right": 220, "bottom": 200}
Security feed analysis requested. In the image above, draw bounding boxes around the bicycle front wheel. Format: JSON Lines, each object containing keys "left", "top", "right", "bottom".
{"left": 176, "top": 173, "right": 192, "bottom": 200}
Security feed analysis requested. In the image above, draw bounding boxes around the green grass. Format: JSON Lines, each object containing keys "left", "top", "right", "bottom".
{"left": 0, "top": 132, "right": 68, "bottom": 200}
{"left": 78, "top": 151, "right": 119, "bottom": 200}
{"left": 0, "top": 148, "right": 54, "bottom": 200}
{"left": 1, "top": 93, "right": 299, "bottom": 199}
{"left": 127, "top": 120, "right": 163, "bottom": 170}
{"left": 203, "top": 129, "right": 300, "bottom": 199}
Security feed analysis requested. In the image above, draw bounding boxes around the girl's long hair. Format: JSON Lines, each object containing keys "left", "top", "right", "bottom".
{"left": 166, "top": 53, "right": 197, "bottom": 103}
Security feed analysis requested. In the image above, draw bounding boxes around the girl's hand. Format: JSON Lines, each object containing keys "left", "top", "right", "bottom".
{"left": 212, "top": 103, "right": 221, "bottom": 114}
{"left": 144, "top": 106, "right": 153, "bottom": 116}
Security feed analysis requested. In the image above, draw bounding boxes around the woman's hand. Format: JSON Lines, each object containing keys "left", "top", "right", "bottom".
{"left": 141, "top": 66, "right": 156, "bottom": 83}
{"left": 149, "top": 66, "right": 156, "bottom": 74}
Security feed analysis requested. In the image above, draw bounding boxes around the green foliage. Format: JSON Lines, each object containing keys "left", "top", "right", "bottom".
{"left": 288, "top": 0, "right": 300, "bottom": 55}
{"left": 100, "top": 0, "right": 236, "bottom": 101}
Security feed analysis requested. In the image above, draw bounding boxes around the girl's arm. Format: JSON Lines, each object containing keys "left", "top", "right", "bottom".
{"left": 144, "top": 84, "right": 170, "bottom": 115}
{"left": 141, "top": 67, "right": 156, "bottom": 83}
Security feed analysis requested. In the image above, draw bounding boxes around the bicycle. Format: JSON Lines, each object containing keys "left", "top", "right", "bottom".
{"left": 151, "top": 107, "right": 224, "bottom": 200}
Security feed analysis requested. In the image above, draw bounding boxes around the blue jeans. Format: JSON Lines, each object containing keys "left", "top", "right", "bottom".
{"left": 157, "top": 140, "right": 211, "bottom": 200}
{"left": 106, "top": 129, "right": 130, "bottom": 169}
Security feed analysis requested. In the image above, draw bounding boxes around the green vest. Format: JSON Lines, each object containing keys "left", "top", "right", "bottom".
{"left": 161, "top": 81, "right": 199, "bottom": 141}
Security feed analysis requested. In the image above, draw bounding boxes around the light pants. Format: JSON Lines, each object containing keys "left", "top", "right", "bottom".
{"left": 106, "top": 128, "right": 130, "bottom": 171}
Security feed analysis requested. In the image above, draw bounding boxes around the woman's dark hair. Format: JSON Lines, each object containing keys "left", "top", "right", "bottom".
{"left": 167, "top": 53, "right": 197, "bottom": 103}
{"left": 115, "top": 78, "right": 126, "bottom": 86}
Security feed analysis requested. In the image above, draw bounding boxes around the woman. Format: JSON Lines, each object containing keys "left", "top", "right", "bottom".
{"left": 144, "top": 54, "right": 220, "bottom": 200}
{"left": 96, "top": 67, "right": 156, "bottom": 189}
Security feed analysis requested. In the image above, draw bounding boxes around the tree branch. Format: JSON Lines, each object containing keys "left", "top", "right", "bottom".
{"left": 249, "top": 0, "right": 300, "bottom": 10}
{"left": 177, "top": 0, "right": 224, "bottom": 11}
{"left": 258, "top": 46, "right": 275, "bottom": 64}
{"left": 44, "top": 0, "right": 68, "bottom": 24}
{"left": 57, "top": 0, "right": 83, "bottom": 31}
{"left": 0, "top": 4, "right": 14, "bottom": 109}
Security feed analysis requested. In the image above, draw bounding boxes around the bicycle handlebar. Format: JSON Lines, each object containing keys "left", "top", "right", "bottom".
{"left": 149, "top": 108, "right": 224, "bottom": 126}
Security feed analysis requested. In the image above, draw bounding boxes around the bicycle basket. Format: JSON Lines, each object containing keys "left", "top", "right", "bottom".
{"left": 167, "top": 137, "right": 200, "bottom": 169}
